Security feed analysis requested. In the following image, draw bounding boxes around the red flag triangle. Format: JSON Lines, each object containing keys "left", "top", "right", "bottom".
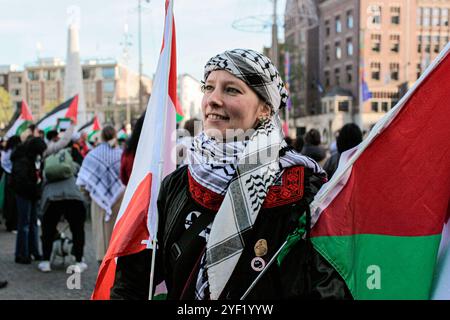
{"left": 65, "top": 95, "right": 79, "bottom": 124}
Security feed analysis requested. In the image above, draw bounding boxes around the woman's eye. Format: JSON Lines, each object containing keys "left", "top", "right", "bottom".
{"left": 202, "top": 85, "right": 214, "bottom": 93}
{"left": 226, "top": 87, "right": 240, "bottom": 94}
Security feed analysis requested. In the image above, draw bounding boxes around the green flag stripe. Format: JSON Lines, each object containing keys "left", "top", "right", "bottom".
{"left": 312, "top": 234, "right": 441, "bottom": 299}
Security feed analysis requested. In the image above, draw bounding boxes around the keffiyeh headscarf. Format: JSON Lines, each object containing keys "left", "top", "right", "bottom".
{"left": 76, "top": 142, "right": 125, "bottom": 222}
{"left": 187, "top": 49, "right": 324, "bottom": 300}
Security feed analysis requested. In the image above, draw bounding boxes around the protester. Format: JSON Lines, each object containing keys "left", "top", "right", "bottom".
{"left": 1, "top": 136, "right": 22, "bottom": 232}
{"left": 120, "top": 114, "right": 145, "bottom": 186}
{"left": 323, "top": 123, "right": 363, "bottom": 179}
{"left": 42, "top": 122, "right": 75, "bottom": 158}
{"left": 37, "top": 124, "right": 88, "bottom": 273}
{"left": 76, "top": 126, "right": 125, "bottom": 264}
{"left": 293, "top": 135, "right": 304, "bottom": 153}
{"left": 10, "top": 136, "right": 47, "bottom": 264}
{"left": 301, "top": 129, "right": 327, "bottom": 163}
{"left": 110, "top": 49, "right": 350, "bottom": 300}
{"left": 69, "top": 132, "right": 85, "bottom": 165}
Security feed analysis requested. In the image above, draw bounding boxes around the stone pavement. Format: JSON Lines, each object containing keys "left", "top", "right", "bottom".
{"left": 0, "top": 218, "right": 99, "bottom": 300}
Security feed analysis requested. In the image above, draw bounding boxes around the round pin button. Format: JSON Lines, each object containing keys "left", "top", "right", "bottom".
{"left": 251, "top": 257, "right": 266, "bottom": 272}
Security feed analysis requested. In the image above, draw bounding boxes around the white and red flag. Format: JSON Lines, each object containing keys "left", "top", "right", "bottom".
{"left": 92, "top": 0, "right": 178, "bottom": 299}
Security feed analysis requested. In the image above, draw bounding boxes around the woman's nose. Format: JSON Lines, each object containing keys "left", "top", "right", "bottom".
{"left": 206, "top": 87, "right": 223, "bottom": 107}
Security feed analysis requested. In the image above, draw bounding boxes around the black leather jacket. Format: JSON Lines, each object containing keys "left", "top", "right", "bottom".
{"left": 111, "top": 165, "right": 351, "bottom": 300}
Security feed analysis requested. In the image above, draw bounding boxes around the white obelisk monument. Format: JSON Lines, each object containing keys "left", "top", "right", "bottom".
{"left": 64, "top": 6, "right": 86, "bottom": 125}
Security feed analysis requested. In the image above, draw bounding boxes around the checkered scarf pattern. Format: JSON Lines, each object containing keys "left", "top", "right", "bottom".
{"left": 204, "top": 48, "right": 288, "bottom": 112}
{"left": 76, "top": 142, "right": 125, "bottom": 222}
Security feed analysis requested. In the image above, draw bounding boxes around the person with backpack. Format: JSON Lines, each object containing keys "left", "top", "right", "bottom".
{"left": 37, "top": 122, "right": 88, "bottom": 273}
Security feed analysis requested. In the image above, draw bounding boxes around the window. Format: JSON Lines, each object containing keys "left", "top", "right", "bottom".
{"left": 416, "top": 63, "right": 422, "bottom": 79}
{"left": 338, "top": 101, "right": 349, "bottom": 112}
{"left": 417, "top": 35, "right": 422, "bottom": 52}
{"left": 336, "top": 16, "right": 342, "bottom": 33}
{"left": 335, "top": 41, "right": 342, "bottom": 59}
{"left": 43, "top": 70, "right": 56, "bottom": 81}
{"left": 432, "top": 8, "right": 440, "bottom": 26}
{"left": 382, "top": 101, "right": 389, "bottom": 112}
{"left": 103, "top": 81, "right": 115, "bottom": 93}
{"left": 102, "top": 67, "right": 115, "bottom": 79}
{"left": 83, "top": 68, "right": 94, "bottom": 80}
{"left": 370, "top": 5, "right": 382, "bottom": 24}
{"left": 390, "top": 34, "right": 400, "bottom": 52}
{"left": 391, "top": 101, "right": 398, "bottom": 108}
{"left": 391, "top": 7, "right": 400, "bottom": 24}
{"left": 28, "top": 70, "right": 39, "bottom": 81}
{"left": 347, "top": 10, "right": 353, "bottom": 28}
{"left": 324, "top": 70, "right": 330, "bottom": 87}
{"left": 423, "top": 7, "right": 431, "bottom": 27}
{"left": 335, "top": 67, "right": 341, "bottom": 86}
{"left": 371, "top": 34, "right": 381, "bottom": 52}
{"left": 325, "top": 20, "right": 330, "bottom": 37}
{"left": 325, "top": 45, "right": 330, "bottom": 62}
{"left": 14, "top": 89, "right": 20, "bottom": 96}
{"left": 371, "top": 101, "right": 379, "bottom": 112}
{"left": 390, "top": 63, "right": 399, "bottom": 81}
{"left": 441, "top": 8, "right": 449, "bottom": 26}
{"left": 434, "top": 36, "right": 440, "bottom": 53}
{"left": 346, "top": 65, "right": 353, "bottom": 83}
{"left": 424, "top": 35, "right": 431, "bottom": 53}
{"left": 346, "top": 38, "right": 353, "bottom": 56}
{"left": 371, "top": 62, "right": 381, "bottom": 80}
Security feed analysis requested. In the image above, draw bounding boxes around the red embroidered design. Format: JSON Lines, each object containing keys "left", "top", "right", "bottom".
{"left": 188, "top": 166, "right": 305, "bottom": 211}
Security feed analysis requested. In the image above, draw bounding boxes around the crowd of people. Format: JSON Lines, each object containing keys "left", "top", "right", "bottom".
{"left": 0, "top": 49, "right": 365, "bottom": 299}
{"left": 0, "top": 117, "right": 146, "bottom": 290}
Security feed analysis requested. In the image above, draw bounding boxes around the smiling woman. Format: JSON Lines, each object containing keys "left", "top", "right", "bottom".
{"left": 111, "top": 49, "right": 351, "bottom": 300}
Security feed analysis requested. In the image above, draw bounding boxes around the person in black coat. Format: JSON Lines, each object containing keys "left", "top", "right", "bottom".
{"left": 11, "top": 137, "right": 47, "bottom": 264}
{"left": 107, "top": 49, "right": 350, "bottom": 300}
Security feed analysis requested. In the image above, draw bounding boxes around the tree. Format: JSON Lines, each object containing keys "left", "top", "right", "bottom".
{"left": 0, "top": 87, "right": 14, "bottom": 129}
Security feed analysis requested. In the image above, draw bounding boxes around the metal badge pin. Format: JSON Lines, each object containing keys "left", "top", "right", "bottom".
{"left": 254, "top": 239, "right": 268, "bottom": 257}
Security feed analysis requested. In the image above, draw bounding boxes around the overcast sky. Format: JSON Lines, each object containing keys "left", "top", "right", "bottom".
{"left": 0, "top": 0, "right": 286, "bottom": 80}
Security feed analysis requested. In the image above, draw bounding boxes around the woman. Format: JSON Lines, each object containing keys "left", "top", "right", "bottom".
{"left": 76, "top": 126, "right": 125, "bottom": 263}
{"left": 111, "top": 49, "right": 350, "bottom": 300}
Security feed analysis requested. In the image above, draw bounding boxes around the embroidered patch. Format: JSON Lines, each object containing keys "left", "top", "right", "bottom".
{"left": 188, "top": 166, "right": 305, "bottom": 211}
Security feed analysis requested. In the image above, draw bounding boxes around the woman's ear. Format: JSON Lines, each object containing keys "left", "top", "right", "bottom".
{"left": 259, "top": 103, "right": 271, "bottom": 118}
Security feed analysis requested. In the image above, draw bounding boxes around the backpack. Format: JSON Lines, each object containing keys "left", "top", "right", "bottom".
{"left": 44, "top": 148, "right": 75, "bottom": 182}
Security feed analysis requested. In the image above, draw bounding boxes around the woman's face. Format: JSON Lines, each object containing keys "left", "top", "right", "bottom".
{"left": 202, "top": 70, "right": 270, "bottom": 140}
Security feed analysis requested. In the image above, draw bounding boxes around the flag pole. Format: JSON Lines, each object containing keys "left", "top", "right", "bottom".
{"left": 240, "top": 240, "right": 288, "bottom": 300}
{"left": 148, "top": 0, "right": 174, "bottom": 300}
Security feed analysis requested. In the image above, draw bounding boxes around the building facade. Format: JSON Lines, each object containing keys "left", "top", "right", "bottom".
{"left": 285, "top": 0, "right": 450, "bottom": 142}
{"left": 177, "top": 73, "right": 203, "bottom": 126}
{"left": 2, "top": 58, "right": 152, "bottom": 127}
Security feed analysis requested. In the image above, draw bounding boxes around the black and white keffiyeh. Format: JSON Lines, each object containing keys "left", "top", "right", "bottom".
{"left": 76, "top": 142, "right": 125, "bottom": 222}
{"left": 188, "top": 48, "right": 325, "bottom": 300}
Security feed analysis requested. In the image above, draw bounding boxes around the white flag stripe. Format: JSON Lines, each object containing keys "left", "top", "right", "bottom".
{"left": 114, "top": 0, "right": 176, "bottom": 250}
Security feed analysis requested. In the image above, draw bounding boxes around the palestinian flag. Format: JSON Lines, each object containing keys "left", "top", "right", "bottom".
{"left": 309, "top": 43, "right": 450, "bottom": 299}
{"left": 92, "top": 0, "right": 177, "bottom": 299}
{"left": 79, "top": 115, "right": 101, "bottom": 142}
{"left": 37, "top": 95, "right": 78, "bottom": 133}
{"left": 5, "top": 100, "right": 33, "bottom": 138}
